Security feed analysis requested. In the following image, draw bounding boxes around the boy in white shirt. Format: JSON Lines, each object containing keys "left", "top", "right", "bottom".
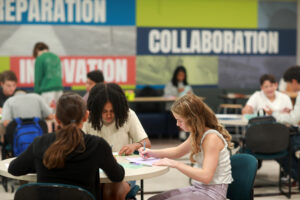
{"left": 242, "top": 74, "right": 292, "bottom": 115}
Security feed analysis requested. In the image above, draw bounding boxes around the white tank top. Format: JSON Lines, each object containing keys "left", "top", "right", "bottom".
{"left": 192, "top": 129, "right": 233, "bottom": 185}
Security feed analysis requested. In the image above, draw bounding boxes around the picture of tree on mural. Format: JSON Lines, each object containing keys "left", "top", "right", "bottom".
{"left": 136, "top": 56, "right": 218, "bottom": 86}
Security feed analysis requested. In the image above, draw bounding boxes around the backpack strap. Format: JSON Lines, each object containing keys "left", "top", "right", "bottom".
{"left": 15, "top": 117, "right": 22, "bottom": 129}
{"left": 33, "top": 117, "right": 40, "bottom": 124}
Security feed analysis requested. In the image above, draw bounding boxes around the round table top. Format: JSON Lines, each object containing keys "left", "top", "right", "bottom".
{"left": 0, "top": 156, "right": 169, "bottom": 183}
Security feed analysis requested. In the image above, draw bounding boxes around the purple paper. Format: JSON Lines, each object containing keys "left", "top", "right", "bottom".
{"left": 126, "top": 157, "right": 160, "bottom": 166}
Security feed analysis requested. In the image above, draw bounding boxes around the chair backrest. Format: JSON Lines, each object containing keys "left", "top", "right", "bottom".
{"left": 14, "top": 183, "right": 96, "bottom": 200}
{"left": 227, "top": 154, "right": 258, "bottom": 200}
{"left": 248, "top": 115, "right": 276, "bottom": 126}
{"left": 245, "top": 123, "right": 290, "bottom": 154}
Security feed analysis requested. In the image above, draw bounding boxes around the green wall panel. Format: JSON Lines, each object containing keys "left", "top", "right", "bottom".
{"left": 137, "top": 0, "right": 258, "bottom": 28}
{"left": 0, "top": 57, "right": 10, "bottom": 72}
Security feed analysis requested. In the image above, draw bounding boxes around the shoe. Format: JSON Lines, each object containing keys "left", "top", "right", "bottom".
{"left": 281, "top": 175, "right": 298, "bottom": 187}
{"left": 126, "top": 185, "right": 140, "bottom": 199}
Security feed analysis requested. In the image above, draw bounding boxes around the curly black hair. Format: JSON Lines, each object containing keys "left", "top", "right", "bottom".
{"left": 87, "top": 83, "right": 129, "bottom": 131}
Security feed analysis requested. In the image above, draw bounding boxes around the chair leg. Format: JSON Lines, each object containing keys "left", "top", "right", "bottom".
{"left": 298, "top": 158, "right": 300, "bottom": 190}
{"left": 1, "top": 176, "right": 8, "bottom": 192}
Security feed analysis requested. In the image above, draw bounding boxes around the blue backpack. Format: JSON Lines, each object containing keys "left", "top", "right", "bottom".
{"left": 13, "top": 117, "right": 44, "bottom": 156}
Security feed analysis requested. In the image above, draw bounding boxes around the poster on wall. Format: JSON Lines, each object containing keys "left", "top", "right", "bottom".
{"left": 10, "top": 56, "right": 136, "bottom": 87}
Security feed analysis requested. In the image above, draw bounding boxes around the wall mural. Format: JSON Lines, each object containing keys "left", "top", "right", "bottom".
{"left": 0, "top": 0, "right": 297, "bottom": 89}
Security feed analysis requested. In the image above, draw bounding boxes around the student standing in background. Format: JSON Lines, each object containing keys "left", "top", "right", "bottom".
{"left": 140, "top": 94, "right": 232, "bottom": 200}
{"left": 8, "top": 92, "right": 125, "bottom": 200}
{"left": 33, "top": 42, "right": 63, "bottom": 110}
{"left": 83, "top": 70, "right": 104, "bottom": 102}
{"left": 83, "top": 83, "right": 151, "bottom": 200}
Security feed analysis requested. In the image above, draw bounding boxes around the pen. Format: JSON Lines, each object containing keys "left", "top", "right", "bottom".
{"left": 143, "top": 141, "right": 146, "bottom": 151}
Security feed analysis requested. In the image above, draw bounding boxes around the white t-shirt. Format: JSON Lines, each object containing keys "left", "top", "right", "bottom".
{"left": 246, "top": 91, "right": 293, "bottom": 114}
{"left": 82, "top": 109, "right": 148, "bottom": 152}
{"left": 273, "top": 92, "right": 300, "bottom": 125}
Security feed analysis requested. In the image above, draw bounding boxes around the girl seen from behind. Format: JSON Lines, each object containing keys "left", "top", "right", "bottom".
{"left": 8, "top": 92, "right": 125, "bottom": 200}
{"left": 140, "top": 94, "right": 233, "bottom": 200}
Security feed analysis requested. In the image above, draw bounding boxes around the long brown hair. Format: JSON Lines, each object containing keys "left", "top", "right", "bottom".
{"left": 43, "top": 93, "right": 86, "bottom": 169}
{"left": 171, "top": 94, "right": 233, "bottom": 163}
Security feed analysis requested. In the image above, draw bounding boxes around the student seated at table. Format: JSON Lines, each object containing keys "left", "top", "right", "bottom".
{"left": 0, "top": 70, "right": 18, "bottom": 142}
{"left": 83, "top": 82, "right": 151, "bottom": 200}
{"left": 83, "top": 70, "right": 104, "bottom": 102}
{"left": 242, "top": 74, "right": 292, "bottom": 115}
{"left": 0, "top": 70, "right": 18, "bottom": 112}
{"left": 8, "top": 92, "right": 125, "bottom": 200}
{"left": 140, "top": 94, "right": 233, "bottom": 200}
{"left": 1, "top": 90, "right": 53, "bottom": 127}
{"left": 271, "top": 66, "right": 300, "bottom": 183}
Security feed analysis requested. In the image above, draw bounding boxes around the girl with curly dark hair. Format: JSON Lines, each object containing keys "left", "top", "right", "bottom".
{"left": 83, "top": 82, "right": 151, "bottom": 200}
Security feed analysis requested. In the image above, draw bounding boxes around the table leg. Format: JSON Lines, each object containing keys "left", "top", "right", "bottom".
{"left": 140, "top": 179, "right": 144, "bottom": 200}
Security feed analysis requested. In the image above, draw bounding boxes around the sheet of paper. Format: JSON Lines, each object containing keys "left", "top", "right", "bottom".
{"left": 113, "top": 152, "right": 118, "bottom": 156}
{"left": 126, "top": 157, "right": 160, "bottom": 166}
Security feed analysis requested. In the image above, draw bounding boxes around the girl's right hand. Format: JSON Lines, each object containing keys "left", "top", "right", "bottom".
{"left": 138, "top": 147, "right": 155, "bottom": 159}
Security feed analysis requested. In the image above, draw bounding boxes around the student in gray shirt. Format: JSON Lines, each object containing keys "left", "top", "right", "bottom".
{"left": 1, "top": 90, "right": 53, "bottom": 127}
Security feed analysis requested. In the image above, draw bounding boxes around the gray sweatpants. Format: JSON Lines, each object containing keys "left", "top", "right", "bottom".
{"left": 148, "top": 183, "right": 228, "bottom": 200}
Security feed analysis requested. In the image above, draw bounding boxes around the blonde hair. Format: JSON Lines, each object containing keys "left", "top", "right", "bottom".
{"left": 171, "top": 94, "right": 233, "bottom": 163}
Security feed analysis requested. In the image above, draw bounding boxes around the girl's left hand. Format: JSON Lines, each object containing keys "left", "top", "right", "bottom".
{"left": 153, "top": 158, "right": 178, "bottom": 168}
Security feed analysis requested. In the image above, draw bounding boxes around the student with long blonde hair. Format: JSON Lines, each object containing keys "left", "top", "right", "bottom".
{"left": 140, "top": 94, "right": 233, "bottom": 200}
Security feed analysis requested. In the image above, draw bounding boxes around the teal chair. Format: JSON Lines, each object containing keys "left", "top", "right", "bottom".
{"left": 227, "top": 154, "right": 258, "bottom": 200}
{"left": 14, "top": 183, "right": 96, "bottom": 200}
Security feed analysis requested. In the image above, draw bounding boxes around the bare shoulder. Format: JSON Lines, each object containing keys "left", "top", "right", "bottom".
{"left": 202, "top": 133, "right": 225, "bottom": 150}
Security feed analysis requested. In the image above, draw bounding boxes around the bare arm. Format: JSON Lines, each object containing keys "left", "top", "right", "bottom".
{"left": 242, "top": 105, "right": 253, "bottom": 114}
{"left": 119, "top": 137, "right": 151, "bottom": 155}
{"left": 140, "top": 135, "right": 192, "bottom": 159}
{"left": 152, "top": 134, "right": 224, "bottom": 184}
{"left": 3, "top": 120, "right": 10, "bottom": 127}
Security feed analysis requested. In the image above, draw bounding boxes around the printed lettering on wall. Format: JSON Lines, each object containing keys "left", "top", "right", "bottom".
{"left": 0, "top": 0, "right": 135, "bottom": 25}
{"left": 137, "top": 28, "right": 296, "bottom": 56}
{"left": 10, "top": 56, "right": 136, "bottom": 87}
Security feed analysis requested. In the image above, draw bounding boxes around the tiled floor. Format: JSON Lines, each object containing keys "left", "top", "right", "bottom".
{"left": 1, "top": 139, "right": 300, "bottom": 200}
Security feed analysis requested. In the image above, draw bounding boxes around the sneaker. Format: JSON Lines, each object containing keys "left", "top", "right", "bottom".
{"left": 281, "top": 175, "right": 298, "bottom": 187}
{"left": 126, "top": 185, "right": 140, "bottom": 199}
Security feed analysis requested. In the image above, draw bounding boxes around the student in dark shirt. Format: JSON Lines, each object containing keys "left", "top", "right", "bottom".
{"left": 0, "top": 70, "right": 18, "bottom": 142}
{"left": 8, "top": 92, "right": 125, "bottom": 200}
{"left": 0, "top": 70, "right": 18, "bottom": 112}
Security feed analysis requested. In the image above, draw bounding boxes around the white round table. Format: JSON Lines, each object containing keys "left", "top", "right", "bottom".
{"left": 0, "top": 156, "right": 169, "bottom": 200}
